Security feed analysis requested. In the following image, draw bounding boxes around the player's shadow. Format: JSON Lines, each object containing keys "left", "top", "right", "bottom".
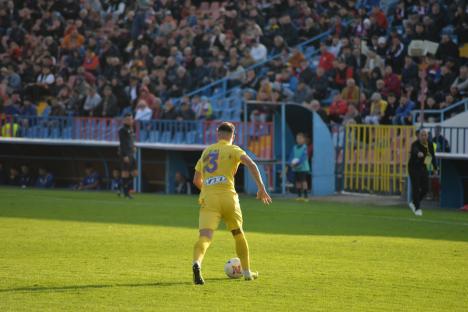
{"left": 0, "top": 278, "right": 228, "bottom": 293}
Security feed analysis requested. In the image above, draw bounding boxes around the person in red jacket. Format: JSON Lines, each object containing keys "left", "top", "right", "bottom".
{"left": 332, "top": 60, "right": 354, "bottom": 90}
{"left": 372, "top": 6, "right": 388, "bottom": 30}
{"left": 383, "top": 66, "right": 401, "bottom": 97}
{"left": 328, "top": 93, "right": 348, "bottom": 124}
{"left": 318, "top": 42, "right": 335, "bottom": 72}
{"left": 83, "top": 49, "right": 100, "bottom": 73}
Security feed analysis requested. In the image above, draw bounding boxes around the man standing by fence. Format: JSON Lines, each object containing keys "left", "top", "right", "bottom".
{"left": 119, "top": 113, "right": 138, "bottom": 199}
{"left": 408, "top": 130, "right": 437, "bottom": 216}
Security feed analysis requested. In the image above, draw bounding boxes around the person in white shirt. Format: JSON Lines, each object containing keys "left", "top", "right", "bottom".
{"left": 250, "top": 41, "right": 267, "bottom": 63}
{"left": 83, "top": 87, "right": 102, "bottom": 116}
{"left": 36, "top": 67, "right": 55, "bottom": 85}
{"left": 134, "top": 100, "right": 152, "bottom": 121}
{"left": 25, "top": 66, "right": 56, "bottom": 101}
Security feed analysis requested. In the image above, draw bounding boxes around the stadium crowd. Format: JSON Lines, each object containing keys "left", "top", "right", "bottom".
{"left": 0, "top": 0, "right": 343, "bottom": 123}
{"left": 0, "top": 0, "right": 466, "bottom": 128}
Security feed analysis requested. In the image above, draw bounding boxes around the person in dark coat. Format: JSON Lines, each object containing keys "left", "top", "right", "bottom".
{"left": 408, "top": 129, "right": 437, "bottom": 216}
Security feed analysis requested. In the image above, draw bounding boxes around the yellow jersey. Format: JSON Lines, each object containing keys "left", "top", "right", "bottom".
{"left": 195, "top": 139, "right": 246, "bottom": 199}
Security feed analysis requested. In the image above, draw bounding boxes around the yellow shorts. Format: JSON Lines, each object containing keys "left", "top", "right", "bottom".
{"left": 199, "top": 194, "right": 243, "bottom": 231}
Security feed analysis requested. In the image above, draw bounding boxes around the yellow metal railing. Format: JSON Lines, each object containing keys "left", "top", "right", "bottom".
{"left": 343, "top": 124, "right": 415, "bottom": 194}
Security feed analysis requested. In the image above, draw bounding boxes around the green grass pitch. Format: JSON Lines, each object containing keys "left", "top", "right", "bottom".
{"left": 0, "top": 187, "right": 467, "bottom": 311}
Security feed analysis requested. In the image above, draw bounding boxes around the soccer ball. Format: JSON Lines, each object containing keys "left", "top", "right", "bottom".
{"left": 291, "top": 158, "right": 300, "bottom": 166}
{"left": 224, "top": 257, "right": 243, "bottom": 279}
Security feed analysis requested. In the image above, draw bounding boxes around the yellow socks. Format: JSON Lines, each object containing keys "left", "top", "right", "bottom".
{"left": 234, "top": 233, "right": 250, "bottom": 271}
{"left": 193, "top": 236, "right": 212, "bottom": 266}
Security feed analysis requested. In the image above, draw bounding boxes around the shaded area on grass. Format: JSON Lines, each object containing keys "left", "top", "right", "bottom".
{"left": 0, "top": 278, "right": 229, "bottom": 293}
{"left": 0, "top": 187, "right": 467, "bottom": 242}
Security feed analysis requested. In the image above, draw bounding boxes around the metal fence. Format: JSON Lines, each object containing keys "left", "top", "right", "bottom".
{"left": 0, "top": 115, "right": 274, "bottom": 160}
{"left": 336, "top": 124, "right": 468, "bottom": 195}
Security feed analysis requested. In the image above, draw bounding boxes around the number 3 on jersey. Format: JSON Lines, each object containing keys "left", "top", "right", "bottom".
{"left": 204, "top": 151, "right": 219, "bottom": 173}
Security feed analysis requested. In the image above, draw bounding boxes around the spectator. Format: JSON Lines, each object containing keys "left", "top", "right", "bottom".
{"left": 1, "top": 66, "right": 21, "bottom": 92}
{"left": 82, "top": 49, "right": 100, "bottom": 74}
{"left": 341, "top": 78, "right": 360, "bottom": 106}
{"left": 20, "top": 99, "right": 37, "bottom": 117}
{"left": 178, "top": 101, "right": 196, "bottom": 121}
{"left": 330, "top": 59, "right": 354, "bottom": 90}
{"left": 78, "top": 164, "right": 101, "bottom": 190}
{"left": 193, "top": 96, "right": 212, "bottom": 120}
{"left": 61, "top": 27, "right": 85, "bottom": 51}
{"left": 386, "top": 35, "right": 405, "bottom": 73}
{"left": 309, "top": 67, "right": 329, "bottom": 100}
{"left": 318, "top": 43, "right": 335, "bottom": 72}
{"left": 1, "top": 117, "right": 20, "bottom": 137}
{"left": 433, "top": 126, "right": 451, "bottom": 153}
{"left": 298, "top": 60, "right": 314, "bottom": 85}
{"left": 100, "top": 85, "right": 119, "bottom": 117}
{"left": 451, "top": 65, "right": 468, "bottom": 96}
{"left": 161, "top": 100, "right": 178, "bottom": 120}
{"left": 18, "top": 165, "right": 33, "bottom": 188}
{"left": 436, "top": 34, "right": 459, "bottom": 63}
{"left": 151, "top": 98, "right": 163, "bottom": 119}
{"left": 393, "top": 95, "right": 415, "bottom": 125}
{"left": 383, "top": 66, "right": 401, "bottom": 97}
{"left": 401, "top": 56, "right": 419, "bottom": 88}
{"left": 35, "top": 167, "right": 54, "bottom": 188}
{"left": 381, "top": 93, "right": 398, "bottom": 125}
{"left": 134, "top": 100, "right": 152, "bottom": 121}
{"left": 174, "top": 171, "right": 191, "bottom": 195}
{"left": 328, "top": 94, "right": 348, "bottom": 124}
{"left": 362, "top": 49, "right": 384, "bottom": 79}
{"left": 250, "top": 41, "right": 268, "bottom": 63}
{"left": 342, "top": 104, "right": 361, "bottom": 125}
{"left": 8, "top": 167, "right": 20, "bottom": 186}
{"left": 292, "top": 82, "right": 313, "bottom": 104}
{"left": 83, "top": 87, "right": 102, "bottom": 116}
{"left": 364, "top": 92, "right": 387, "bottom": 124}
{"left": 306, "top": 100, "right": 329, "bottom": 124}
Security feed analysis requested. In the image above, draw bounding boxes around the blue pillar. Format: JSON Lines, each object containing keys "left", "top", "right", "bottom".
{"left": 312, "top": 112, "right": 336, "bottom": 195}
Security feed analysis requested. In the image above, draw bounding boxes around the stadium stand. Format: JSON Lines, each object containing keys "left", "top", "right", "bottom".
{"left": 0, "top": 0, "right": 467, "bottom": 137}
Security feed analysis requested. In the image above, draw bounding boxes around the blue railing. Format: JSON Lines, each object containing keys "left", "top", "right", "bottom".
{"left": 0, "top": 116, "right": 274, "bottom": 155}
{"left": 412, "top": 98, "right": 468, "bottom": 124}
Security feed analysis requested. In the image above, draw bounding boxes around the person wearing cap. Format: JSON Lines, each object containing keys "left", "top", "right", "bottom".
{"left": 118, "top": 113, "right": 137, "bottom": 199}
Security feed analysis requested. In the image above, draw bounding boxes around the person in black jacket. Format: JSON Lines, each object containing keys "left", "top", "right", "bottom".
{"left": 408, "top": 129, "right": 438, "bottom": 216}
{"left": 118, "top": 113, "right": 137, "bottom": 199}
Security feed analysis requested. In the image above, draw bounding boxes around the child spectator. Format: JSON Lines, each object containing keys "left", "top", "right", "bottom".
{"left": 289, "top": 133, "right": 310, "bottom": 201}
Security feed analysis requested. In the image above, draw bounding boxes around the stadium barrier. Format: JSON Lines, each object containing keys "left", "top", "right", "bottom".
{"left": 0, "top": 115, "right": 274, "bottom": 160}
{"left": 342, "top": 124, "right": 416, "bottom": 195}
